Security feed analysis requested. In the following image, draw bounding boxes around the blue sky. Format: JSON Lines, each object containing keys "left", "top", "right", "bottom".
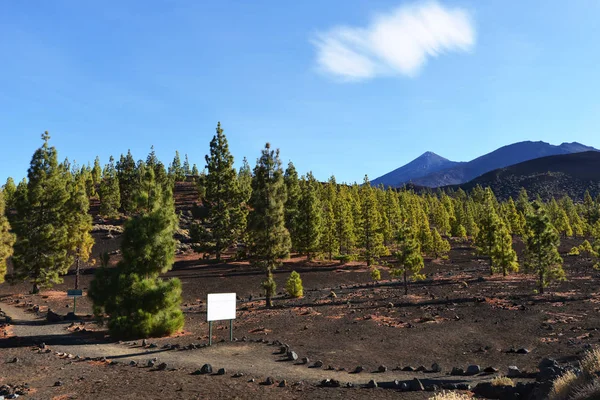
{"left": 1, "top": 1, "right": 600, "bottom": 184}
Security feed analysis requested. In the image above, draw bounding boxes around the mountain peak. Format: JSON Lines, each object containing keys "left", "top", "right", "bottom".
{"left": 419, "top": 151, "right": 440, "bottom": 158}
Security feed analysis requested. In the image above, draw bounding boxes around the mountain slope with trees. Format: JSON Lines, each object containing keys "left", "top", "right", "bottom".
{"left": 455, "top": 151, "right": 600, "bottom": 201}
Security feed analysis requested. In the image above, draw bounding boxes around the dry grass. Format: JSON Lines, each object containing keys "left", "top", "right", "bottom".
{"left": 429, "top": 391, "right": 472, "bottom": 400}
{"left": 549, "top": 371, "right": 584, "bottom": 400}
{"left": 581, "top": 348, "right": 600, "bottom": 377}
{"left": 570, "top": 379, "right": 600, "bottom": 400}
{"left": 491, "top": 376, "right": 515, "bottom": 387}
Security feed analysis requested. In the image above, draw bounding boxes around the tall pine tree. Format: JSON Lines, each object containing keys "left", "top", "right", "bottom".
{"left": 65, "top": 172, "right": 95, "bottom": 290}
{"left": 524, "top": 201, "right": 565, "bottom": 294}
{"left": 284, "top": 162, "right": 301, "bottom": 252}
{"left": 89, "top": 167, "right": 183, "bottom": 338}
{"left": 12, "top": 132, "right": 71, "bottom": 293}
{"left": 491, "top": 221, "right": 519, "bottom": 276}
{"left": 247, "top": 143, "right": 291, "bottom": 307}
{"left": 99, "top": 156, "right": 121, "bottom": 218}
{"left": 0, "top": 189, "right": 15, "bottom": 283}
{"left": 200, "top": 123, "right": 244, "bottom": 261}
{"left": 360, "top": 176, "right": 384, "bottom": 266}
{"left": 297, "top": 172, "right": 322, "bottom": 259}
{"left": 390, "top": 226, "right": 424, "bottom": 295}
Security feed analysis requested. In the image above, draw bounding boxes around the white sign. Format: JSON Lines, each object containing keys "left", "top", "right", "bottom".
{"left": 207, "top": 293, "right": 236, "bottom": 322}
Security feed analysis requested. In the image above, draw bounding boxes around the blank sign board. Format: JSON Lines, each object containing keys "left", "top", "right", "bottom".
{"left": 207, "top": 293, "right": 236, "bottom": 322}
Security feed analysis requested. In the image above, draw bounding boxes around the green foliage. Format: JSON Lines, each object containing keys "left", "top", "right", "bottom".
{"left": 0, "top": 190, "right": 15, "bottom": 283}
{"left": 579, "top": 240, "right": 594, "bottom": 254}
{"left": 475, "top": 188, "right": 502, "bottom": 275}
{"left": 2, "top": 177, "right": 16, "bottom": 209}
{"left": 168, "top": 150, "right": 185, "bottom": 182}
{"left": 283, "top": 162, "right": 301, "bottom": 251}
{"left": 390, "top": 226, "right": 424, "bottom": 295}
{"left": 334, "top": 185, "right": 355, "bottom": 255}
{"left": 491, "top": 222, "right": 519, "bottom": 276}
{"left": 430, "top": 227, "right": 451, "bottom": 259}
{"left": 320, "top": 198, "right": 338, "bottom": 260}
{"left": 99, "top": 156, "right": 121, "bottom": 218}
{"left": 65, "top": 171, "right": 95, "bottom": 288}
{"left": 116, "top": 150, "right": 137, "bottom": 214}
{"left": 11, "top": 132, "right": 72, "bottom": 293}
{"left": 370, "top": 266, "right": 381, "bottom": 281}
{"left": 285, "top": 270, "right": 303, "bottom": 298}
{"left": 297, "top": 172, "right": 322, "bottom": 259}
{"left": 360, "top": 176, "right": 385, "bottom": 266}
{"left": 89, "top": 172, "right": 183, "bottom": 339}
{"left": 247, "top": 143, "right": 291, "bottom": 307}
{"left": 568, "top": 247, "right": 580, "bottom": 256}
{"left": 523, "top": 201, "right": 565, "bottom": 294}
{"left": 197, "top": 123, "right": 245, "bottom": 261}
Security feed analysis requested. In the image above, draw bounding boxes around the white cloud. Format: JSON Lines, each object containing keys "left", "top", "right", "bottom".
{"left": 313, "top": 1, "right": 476, "bottom": 81}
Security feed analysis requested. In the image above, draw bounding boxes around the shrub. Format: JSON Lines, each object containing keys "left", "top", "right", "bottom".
{"left": 568, "top": 247, "right": 581, "bottom": 256}
{"left": 579, "top": 240, "right": 594, "bottom": 254}
{"left": 285, "top": 271, "right": 303, "bottom": 298}
{"left": 429, "top": 392, "right": 472, "bottom": 400}
{"left": 570, "top": 379, "right": 600, "bottom": 400}
{"left": 491, "top": 376, "right": 515, "bottom": 387}
{"left": 370, "top": 267, "right": 381, "bottom": 281}
{"left": 549, "top": 370, "right": 583, "bottom": 400}
{"left": 581, "top": 348, "right": 600, "bottom": 378}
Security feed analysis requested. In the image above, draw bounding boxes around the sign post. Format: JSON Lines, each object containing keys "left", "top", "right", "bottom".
{"left": 67, "top": 289, "right": 83, "bottom": 314}
{"left": 207, "top": 293, "right": 236, "bottom": 346}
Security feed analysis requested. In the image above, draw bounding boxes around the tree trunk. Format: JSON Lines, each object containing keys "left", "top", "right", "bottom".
{"left": 265, "top": 269, "right": 273, "bottom": 308}
{"left": 32, "top": 283, "right": 40, "bottom": 294}
{"left": 216, "top": 250, "right": 221, "bottom": 262}
{"left": 539, "top": 270, "right": 544, "bottom": 294}
{"left": 404, "top": 270, "right": 408, "bottom": 296}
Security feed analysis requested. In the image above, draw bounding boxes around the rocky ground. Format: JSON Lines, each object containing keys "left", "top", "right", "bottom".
{"left": 1, "top": 234, "right": 599, "bottom": 399}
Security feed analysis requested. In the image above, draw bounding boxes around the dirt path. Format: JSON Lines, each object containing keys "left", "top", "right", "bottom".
{"left": 1, "top": 301, "right": 492, "bottom": 388}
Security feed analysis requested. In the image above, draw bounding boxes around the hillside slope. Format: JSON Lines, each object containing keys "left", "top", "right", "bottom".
{"left": 412, "top": 141, "right": 597, "bottom": 187}
{"left": 454, "top": 151, "right": 600, "bottom": 201}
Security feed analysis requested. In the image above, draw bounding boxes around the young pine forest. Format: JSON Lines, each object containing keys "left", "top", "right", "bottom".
{"left": 1, "top": 124, "right": 600, "bottom": 341}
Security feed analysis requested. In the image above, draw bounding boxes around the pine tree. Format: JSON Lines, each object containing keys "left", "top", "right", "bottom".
{"left": 168, "top": 151, "right": 185, "bottom": 182}
{"left": 116, "top": 150, "right": 137, "bottom": 214}
{"left": 99, "top": 156, "right": 121, "bottom": 218}
{"left": 390, "top": 226, "right": 424, "bottom": 295}
{"left": 431, "top": 199, "right": 451, "bottom": 236}
{"left": 89, "top": 168, "right": 183, "bottom": 338}
{"left": 92, "top": 156, "right": 102, "bottom": 187}
{"left": 360, "top": 176, "right": 384, "bottom": 266}
{"left": 320, "top": 199, "right": 338, "bottom": 260}
{"left": 11, "top": 132, "right": 71, "bottom": 293}
{"left": 523, "top": 201, "right": 565, "bottom": 294}
{"left": 183, "top": 154, "right": 191, "bottom": 176}
{"left": 200, "top": 123, "right": 244, "bottom": 261}
{"left": 491, "top": 221, "right": 518, "bottom": 276}
{"left": 247, "top": 143, "right": 291, "bottom": 307}
{"left": 284, "top": 162, "right": 301, "bottom": 252}
{"left": 0, "top": 189, "right": 15, "bottom": 283}
{"left": 516, "top": 187, "right": 531, "bottom": 216}
{"left": 430, "top": 227, "right": 451, "bottom": 259}
{"left": 65, "top": 172, "right": 94, "bottom": 290}
{"left": 3, "top": 177, "right": 17, "bottom": 210}
{"left": 475, "top": 188, "right": 502, "bottom": 275}
{"left": 297, "top": 173, "right": 322, "bottom": 259}
{"left": 191, "top": 164, "right": 199, "bottom": 176}
{"left": 504, "top": 197, "right": 524, "bottom": 236}
{"left": 334, "top": 185, "right": 355, "bottom": 256}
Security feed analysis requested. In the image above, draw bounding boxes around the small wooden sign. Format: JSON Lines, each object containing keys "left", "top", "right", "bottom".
{"left": 67, "top": 289, "right": 83, "bottom": 298}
